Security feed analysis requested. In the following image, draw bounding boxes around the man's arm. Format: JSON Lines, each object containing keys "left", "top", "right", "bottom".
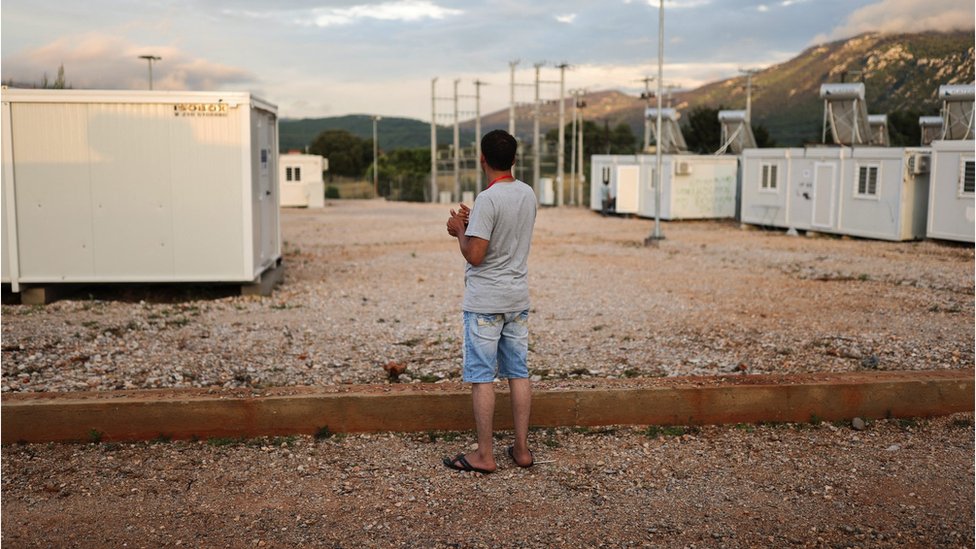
{"left": 446, "top": 215, "right": 488, "bottom": 266}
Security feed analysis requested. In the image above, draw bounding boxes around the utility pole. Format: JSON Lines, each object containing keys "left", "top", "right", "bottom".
{"left": 509, "top": 60, "right": 519, "bottom": 136}
{"left": 430, "top": 78, "right": 438, "bottom": 203}
{"left": 138, "top": 55, "right": 161, "bottom": 90}
{"left": 556, "top": 63, "right": 568, "bottom": 207}
{"left": 474, "top": 79, "right": 487, "bottom": 193}
{"left": 639, "top": 76, "right": 655, "bottom": 151}
{"left": 453, "top": 78, "right": 461, "bottom": 202}
{"left": 646, "top": 0, "right": 665, "bottom": 244}
{"left": 532, "top": 62, "right": 543, "bottom": 202}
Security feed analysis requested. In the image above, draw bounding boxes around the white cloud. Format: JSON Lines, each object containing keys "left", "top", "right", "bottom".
{"left": 1, "top": 33, "right": 254, "bottom": 90}
{"left": 308, "top": 0, "right": 463, "bottom": 27}
{"left": 823, "top": 0, "right": 974, "bottom": 39}
{"left": 757, "top": 5, "right": 769, "bottom": 12}
{"left": 556, "top": 13, "right": 577, "bottom": 24}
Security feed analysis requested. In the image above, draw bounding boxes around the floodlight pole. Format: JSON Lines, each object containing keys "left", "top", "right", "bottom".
{"left": 509, "top": 60, "right": 519, "bottom": 136}
{"left": 453, "top": 78, "right": 461, "bottom": 201}
{"left": 646, "top": 0, "right": 665, "bottom": 244}
{"left": 532, "top": 62, "right": 543, "bottom": 203}
{"left": 431, "top": 78, "right": 438, "bottom": 203}
{"left": 474, "top": 79, "right": 487, "bottom": 194}
{"left": 138, "top": 55, "right": 161, "bottom": 90}
{"left": 556, "top": 63, "right": 568, "bottom": 207}
{"left": 577, "top": 93, "right": 586, "bottom": 208}
{"left": 570, "top": 90, "right": 578, "bottom": 206}
{"left": 372, "top": 115, "right": 381, "bottom": 198}
{"left": 739, "top": 68, "right": 758, "bottom": 123}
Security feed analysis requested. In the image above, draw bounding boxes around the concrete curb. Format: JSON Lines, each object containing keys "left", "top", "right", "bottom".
{"left": 2, "top": 371, "right": 972, "bottom": 443}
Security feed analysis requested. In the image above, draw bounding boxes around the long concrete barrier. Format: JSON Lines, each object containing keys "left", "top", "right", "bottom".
{"left": 2, "top": 370, "right": 972, "bottom": 443}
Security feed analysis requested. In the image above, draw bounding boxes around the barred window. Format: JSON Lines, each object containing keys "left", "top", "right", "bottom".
{"left": 856, "top": 164, "right": 879, "bottom": 197}
{"left": 286, "top": 167, "right": 293, "bottom": 181}
{"left": 761, "top": 163, "right": 778, "bottom": 190}
{"left": 960, "top": 159, "right": 975, "bottom": 195}
{"left": 294, "top": 167, "right": 302, "bottom": 181}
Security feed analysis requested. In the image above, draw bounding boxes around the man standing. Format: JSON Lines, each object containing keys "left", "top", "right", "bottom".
{"left": 443, "top": 130, "right": 537, "bottom": 474}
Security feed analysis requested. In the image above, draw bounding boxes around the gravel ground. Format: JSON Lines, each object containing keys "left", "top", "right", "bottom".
{"left": 3, "top": 414, "right": 973, "bottom": 547}
{"left": 2, "top": 200, "right": 974, "bottom": 547}
{"left": 2, "top": 200, "right": 973, "bottom": 392}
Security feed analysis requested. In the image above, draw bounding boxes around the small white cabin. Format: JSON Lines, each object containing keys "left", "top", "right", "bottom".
{"left": 589, "top": 154, "right": 738, "bottom": 219}
{"left": 1, "top": 88, "right": 281, "bottom": 294}
{"left": 279, "top": 153, "right": 327, "bottom": 208}
{"left": 925, "top": 84, "right": 975, "bottom": 243}
{"left": 740, "top": 147, "right": 930, "bottom": 241}
{"left": 926, "top": 139, "right": 974, "bottom": 242}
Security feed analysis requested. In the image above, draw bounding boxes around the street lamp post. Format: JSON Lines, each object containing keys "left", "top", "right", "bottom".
{"left": 373, "top": 115, "right": 381, "bottom": 198}
{"left": 138, "top": 55, "right": 161, "bottom": 90}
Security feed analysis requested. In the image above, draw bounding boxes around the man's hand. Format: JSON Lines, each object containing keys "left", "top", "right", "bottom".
{"left": 446, "top": 214, "right": 466, "bottom": 238}
{"left": 446, "top": 203, "right": 470, "bottom": 238}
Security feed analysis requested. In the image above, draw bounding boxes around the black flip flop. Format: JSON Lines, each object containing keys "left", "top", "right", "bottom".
{"left": 507, "top": 446, "right": 534, "bottom": 468}
{"left": 442, "top": 453, "right": 494, "bottom": 474}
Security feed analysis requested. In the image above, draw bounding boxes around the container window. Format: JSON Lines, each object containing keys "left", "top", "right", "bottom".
{"left": 286, "top": 167, "right": 293, "bottom": 181}
{"left": 856, "top": 164, "right": 879, "bottom": 197}
{"left": 760, "top": 163, "right": 778, "bottom": 191}
{"left": 960, "top": 159, "right": 975, "bottom": 196}
{"left": 295, "top": 167, "right": 302, "bottom": 182}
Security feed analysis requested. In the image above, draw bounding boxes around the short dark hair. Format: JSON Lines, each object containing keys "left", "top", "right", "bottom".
{"left": 481, "top": 130, "right": 517, "bottom": 171}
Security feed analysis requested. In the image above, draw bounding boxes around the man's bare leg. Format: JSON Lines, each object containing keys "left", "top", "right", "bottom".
{"left": 508, "top": 377, "right": 533, "bottom": 466}
{"left": 455, "top": 382, "right": 497, "bottom": 472}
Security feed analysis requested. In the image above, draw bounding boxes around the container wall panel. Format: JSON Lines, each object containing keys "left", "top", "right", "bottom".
{"left": 169, "top": 105, "right": 244, "bottom": 278}
{"left": 11, "top": 103, "right": 95, "bottom": 279}
{"left": 87, "top": 103, "right": 175, "bottom": 276}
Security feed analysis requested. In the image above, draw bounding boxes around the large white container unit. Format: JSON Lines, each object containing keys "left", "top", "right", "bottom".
{"left": 740, "top": 146, "right": 931, "bottom": 241}
{"left": 926, "top": 139, "right": 975, "bottom": 242}
{"left": 280, "top": 153, "right": 326, "bottom": 208}
{"left": 589, "top": 154, "right": 738, "bottom": 219}
{"left": 1, "top": 89, "right": 281, "bottom": 293}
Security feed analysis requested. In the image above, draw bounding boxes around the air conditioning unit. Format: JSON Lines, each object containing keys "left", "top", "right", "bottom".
{"left": 675, "top": 161, "right": 693, "bottom": 176}
{"left": 908, "top": 153, "right": 930, "bottom": 175}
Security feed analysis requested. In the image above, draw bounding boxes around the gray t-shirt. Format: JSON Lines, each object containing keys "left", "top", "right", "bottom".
{"left": 463, "top": 179, "right": 537, "bottom": 313}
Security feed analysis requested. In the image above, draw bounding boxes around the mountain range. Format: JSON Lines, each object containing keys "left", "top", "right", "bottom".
{"left": 280, "top": 30, "right": 974, "bottom": 151}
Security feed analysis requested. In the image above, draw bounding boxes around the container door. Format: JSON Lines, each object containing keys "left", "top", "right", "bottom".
{"left": 253, "top": 110, "right": 278, "bottom": 269}
{"left": 812, "top": 162, "right": 835, "bottom": 229}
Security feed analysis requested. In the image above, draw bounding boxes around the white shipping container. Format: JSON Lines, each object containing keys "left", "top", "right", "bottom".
{"left": 1, "top": 88, "right": 281, "bottom": 293}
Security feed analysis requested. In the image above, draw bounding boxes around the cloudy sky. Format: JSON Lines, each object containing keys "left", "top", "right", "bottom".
{"left": 2, "top": 0, "right": 972, "bottom": 121}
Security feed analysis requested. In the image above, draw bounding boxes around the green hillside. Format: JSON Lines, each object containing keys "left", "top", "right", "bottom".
{"left": 280, "top": 115, "right": 474, "bottom": 152}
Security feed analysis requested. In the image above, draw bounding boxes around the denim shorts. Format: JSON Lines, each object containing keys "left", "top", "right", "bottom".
{"left": 462, "top": 310, "right": 529, "bottom": 383}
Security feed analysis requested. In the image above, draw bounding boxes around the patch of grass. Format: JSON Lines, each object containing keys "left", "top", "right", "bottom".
{"left": 897, "top": 418, "right": 919, "bottom": 430}
{"left": 165, "top": 316, "right": 190, "bottom": 328}
{"left": 645, "top": 425, "right": 699, "bottom": 438}
{"left": 951, "top": 417, "right": 973, "bottom": 429}
{"left": 413, "top": 373, "right": 440, "bottom": 383}
{"left": 809, "top": 414, "right": 823, "bottom": 426}
{"left": 858, "top": 273, "right": 870, "bottom": 281}
{"left": 207, "top": 437, "right": 242, "bottom": 447}
{"left": 569, "top": 368, "right": 590, "bottom": 376}
{"left": 151, "top": 433, "right": 172, "bottom": 444}
{"left": 623, "top": 368, "right": 641, "bottom": 378}
{"left": 81, "top": 320, "right": 100, "bottom": 329}
{"left": 571, "top": 426, "right": 592, "bottom": 434}
{"left": 591, "top": 324, "right": 606, "bottom": 332}
{"left": 314, "top": 426, "right": 334, "bottom": 440}
{"left": 396, "top": 337, "right": 423, "bottom": 347}
{"left": 733, "top": 423, "right": 755, "bottom": 433}
{"left": 88, "top": 429, "right": 104, "bottom": 444}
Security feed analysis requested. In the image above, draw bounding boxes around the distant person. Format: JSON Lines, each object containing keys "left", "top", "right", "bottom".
{"left": 443, "top": 129, "right": 537, "bottom": 474}
{"left": 600, "top": 178, "right": 614, "bottom": 216}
